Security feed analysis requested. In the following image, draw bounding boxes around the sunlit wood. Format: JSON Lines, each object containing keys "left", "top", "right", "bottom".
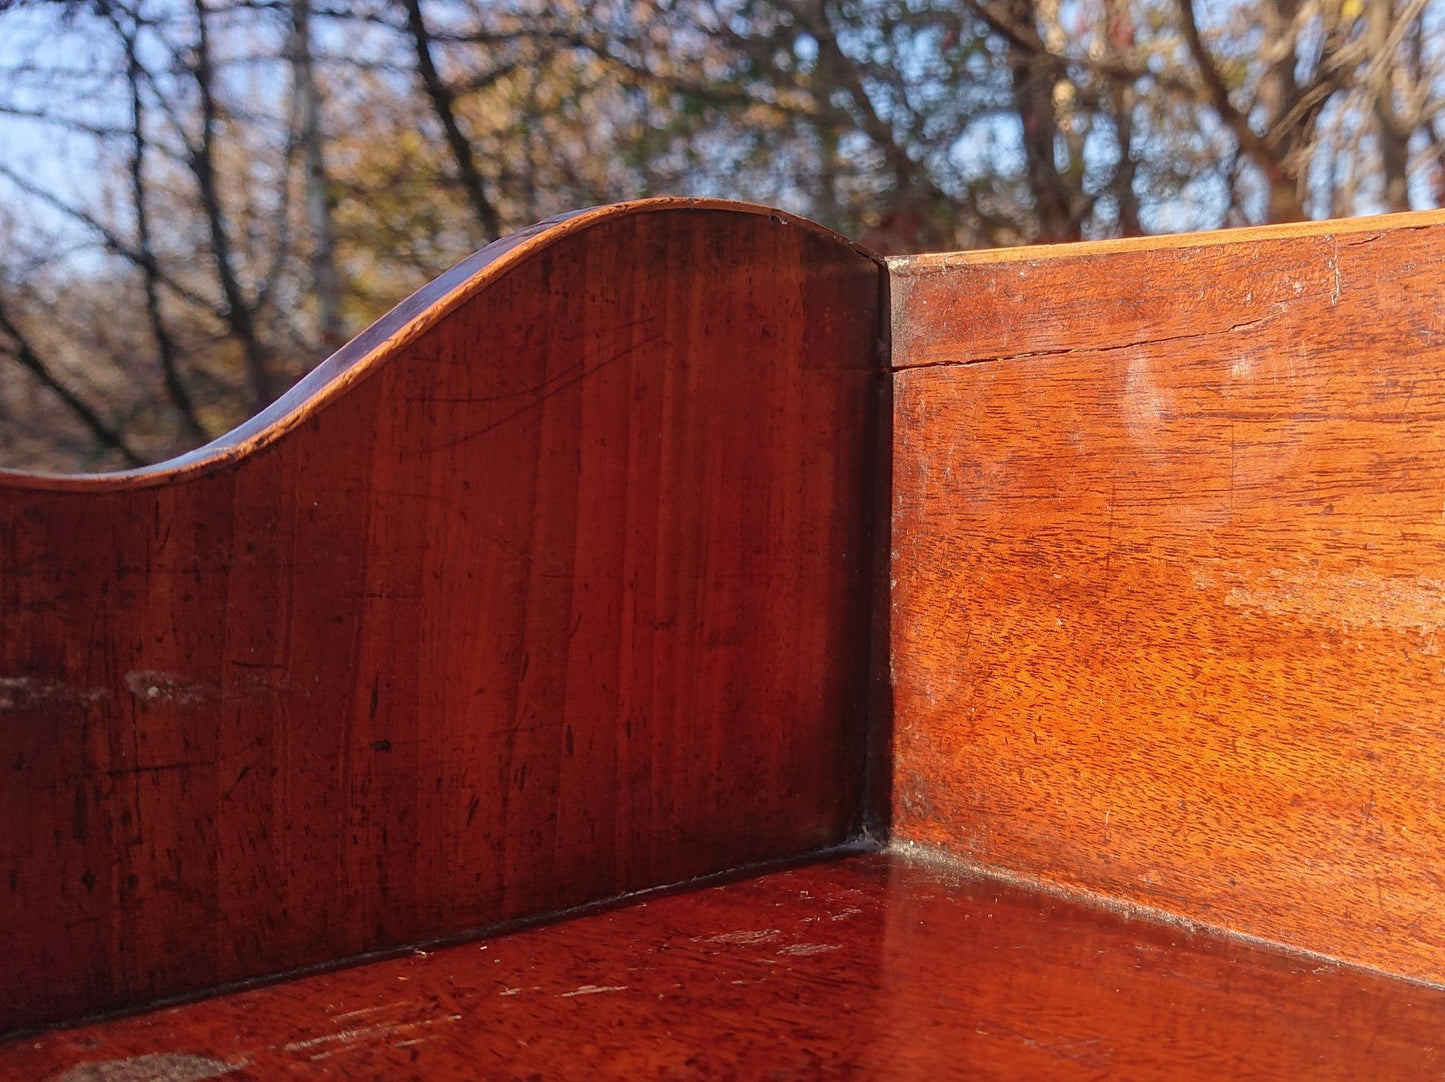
{"left": 6, "top": 202, "right": 1445, "bottom": 1077}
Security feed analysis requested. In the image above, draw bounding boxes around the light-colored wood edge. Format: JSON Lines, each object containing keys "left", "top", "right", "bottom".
{"left": 889, "top": 208, "right": 1445, "bottom": 274}
{"left": 1, "top": 198, "right": 879, "bottom": 492}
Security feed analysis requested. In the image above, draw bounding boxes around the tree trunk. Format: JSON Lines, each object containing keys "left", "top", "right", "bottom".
{"left": 291, "top": 0, "right": 345, "bottom": 349}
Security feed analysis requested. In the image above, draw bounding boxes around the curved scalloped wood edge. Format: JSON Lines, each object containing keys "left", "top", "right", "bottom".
{"left": 0, "top": 199, "right": 886, "bottom": 1032}
{"left": 1, "top": 197, "right": 879, "bottom": 491}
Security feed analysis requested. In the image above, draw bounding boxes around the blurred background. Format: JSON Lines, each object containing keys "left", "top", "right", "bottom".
{"left": 0, "top": 0, "right": 1441, "bottom": 472}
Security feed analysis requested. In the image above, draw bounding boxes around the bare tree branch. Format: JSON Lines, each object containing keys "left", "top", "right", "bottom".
{"left": 0, "top": 164, "right": 219, "bottom": 313}
{"left": 189, "top": 0, "right": 275, "bottom": 410}
{"left": 114, "top": 9, "right": 211, "bottom": 444}
{"left": 0, "top": 297, "right": 145, "bottom": 468}
{"left": 290, "top": 0, "right": 344, "bottom": 348}
{"left": 401, "top": 0, "right": 502, "bottom": 241}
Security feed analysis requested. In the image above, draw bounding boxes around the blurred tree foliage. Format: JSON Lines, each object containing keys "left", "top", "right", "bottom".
{"left": 0, "top": 0, "right": 1442, "bottom": 470}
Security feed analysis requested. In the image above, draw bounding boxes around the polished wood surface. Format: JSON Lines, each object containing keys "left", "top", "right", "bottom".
{"left": 0, "top": 201, "right": 885, "bottom": 1032}
{"left": 12, "top": 199, "right": 1445, "bottom": 1062}
{"left": 889, "top": 209, "right": 1445, "bottom": 371}
{"left": 889, "top": 212, "right": 1445, "bottom": 982}
{"left": 6, "top": 852, "right": 1443, "bottom": 1080}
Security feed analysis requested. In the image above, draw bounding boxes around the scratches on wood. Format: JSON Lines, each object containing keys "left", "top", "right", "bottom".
{"left": 46, "top": 1054, "right": 245, "bottom": 1082}
{"left": 698, "top": 929, "right": 782, "bottom": 946}
{"left": 1220, "top": 569, "right": 1445, "bottom": 635}
{"left": 12, "top": 854, "right": 1445, "bottom": 1080}
{"left": 123, "top": 670, "right": 215, "bottom": 706}
{"left": 282, "top": 1014, "right": 462, "bottom": 1058}
{"left": 557, "top": 985, "right": 629, "bottom": 997}
{"left": 0, "top": 676, "right": 110, "bottom": 712}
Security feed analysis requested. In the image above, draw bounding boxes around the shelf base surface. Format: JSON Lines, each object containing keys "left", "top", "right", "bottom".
{"left": 5, "top": 851, "right": 1444, "bottom": 1080}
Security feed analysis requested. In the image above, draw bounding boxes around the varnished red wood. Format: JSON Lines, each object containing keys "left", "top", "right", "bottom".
{"left": 889, "top": 210, "right": 1445, "bottom": 370}
{"left": 0, "top": 201, "right": 885, "bottom": 1032}
{"left": 6, "top": 852, "right": 1443, "bottom": 1080}
{"left": 889, "top": 211, "right": 1445, "bottom": 982}
{"left": 13, "top": 200, "right": 1445, "bottom": 1065}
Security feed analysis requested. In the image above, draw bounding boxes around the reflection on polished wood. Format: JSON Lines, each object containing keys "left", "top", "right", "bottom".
{"left": 6, "top": 852, "right": 1444, "bottom": 1081}
{"left": 7, "top": 201, "right": 1445, "bottom": 1075}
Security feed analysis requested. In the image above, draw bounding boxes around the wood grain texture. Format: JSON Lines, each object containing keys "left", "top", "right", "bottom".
{"left": 890, "top": 209, "right": 1445, "bottom": 371}
{"left": 889, "top": 211, "right": 1445, "bottom": 982}
{"left": 0, "top": 200, "right": 885, "bottom": 1032}
{"left": 7, "top": 852, "right": 1444, "bottom": 1080}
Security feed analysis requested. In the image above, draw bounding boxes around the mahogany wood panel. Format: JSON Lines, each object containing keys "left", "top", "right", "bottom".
{"left": 889, "top": 211, "right": 1445, "bottom": 982}
{"left": 6, "top": 852, "right": 1443, "bottom": 1080}
{"left": 0, "top": 200, "right": 885, "bottom": 1032}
